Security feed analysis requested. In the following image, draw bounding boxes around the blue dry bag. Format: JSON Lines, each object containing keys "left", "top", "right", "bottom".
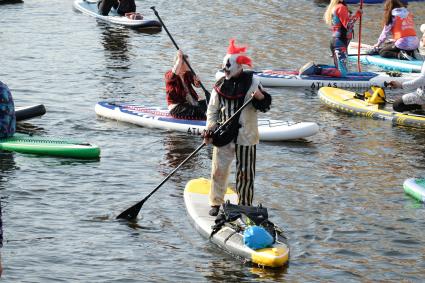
{"left": 243, "top": 225, "right": 274, "bottom": 250}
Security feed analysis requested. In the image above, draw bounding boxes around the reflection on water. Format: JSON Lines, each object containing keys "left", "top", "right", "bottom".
{"left": 16, "top": 122, "right": 46, "bottom": 136}
{"left": 161, "top": 133, "right": 203, "bottom": 168}
{"left": 159, "top": 133, "right": 210, "bottom": 187}
{"left": 101, "top": 25, "right": 131, "bottom": 64}
{"left": 0, "top": 152, "right": 17, "bottom": 178}
{"left": 99, "top": 25, "right": 132, "bottom": 99}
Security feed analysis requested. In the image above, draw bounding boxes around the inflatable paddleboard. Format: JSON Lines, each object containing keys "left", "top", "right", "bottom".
{"left": 318, "top": 86, "right": 425, "bottom": 128}
{"left": 184, "top": 178, "right": 290, "bottom": 268}
{"left": 0, "top": 133, "right": 100, "bottom": 159}
{"left": 403, "top": 178, "right": 425, "bottom": 202}
{"left": 73, "top": 0, "right": 162, "bottom": 29}
{"left": 215, "top": 68, "right": 417, "bottom": 89}
{"left": 95, "top": 102, "right": 319, "bottom": 141}
{"left": 345, "top": 0, "right": 424, "bottom": 3}
{"left": 16, "top": 104, "right": 46, "bottom": 122}
{"left": 348, "top": 42, "right": 424, "bottom": 73}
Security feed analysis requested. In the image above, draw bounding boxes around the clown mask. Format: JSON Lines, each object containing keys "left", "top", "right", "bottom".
{"left": 221, "top": 39, "right": 252, "bottom": 80}
{"left": 222, "top": 54, "right": 242, "bottom": 80}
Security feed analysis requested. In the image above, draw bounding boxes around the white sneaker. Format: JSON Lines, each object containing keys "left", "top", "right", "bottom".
{"left": 399, "top": 50, "right": 414, "bottom": 61}
{"left": 413, "top": 49, "right": 424, "bottom": 60}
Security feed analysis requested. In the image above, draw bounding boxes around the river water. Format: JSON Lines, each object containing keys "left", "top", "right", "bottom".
{"left": 1, "top": 0, "right": 425, "bottom": 282}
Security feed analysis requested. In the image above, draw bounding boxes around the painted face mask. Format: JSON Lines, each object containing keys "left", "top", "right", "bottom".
{"left": 221, "top": 39, "right": 252, "bottom": 80}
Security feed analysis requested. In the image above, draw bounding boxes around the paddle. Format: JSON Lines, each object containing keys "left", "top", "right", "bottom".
{"left": 357, "top": 0, "right": 364, "bottom": 72}
{"left": 116, "top": 96, "right": 255, "bottom": 221}
{"left": 150, "top": 6, "right": 211, "bottom": 104}
{"left": 348, "top": 53, "right": 372, "bottom": 56}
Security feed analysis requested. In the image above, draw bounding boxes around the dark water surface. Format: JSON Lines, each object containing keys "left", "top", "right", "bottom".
{"left": 1, "top": 0, "right": 425, "bottom": 282}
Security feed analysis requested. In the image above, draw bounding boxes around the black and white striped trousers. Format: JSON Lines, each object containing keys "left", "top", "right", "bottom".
{"left": 209, "top": 143, "right": 256, "bottom": 206}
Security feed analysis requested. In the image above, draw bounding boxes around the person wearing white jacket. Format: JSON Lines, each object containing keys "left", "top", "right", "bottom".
{"left": 389, "top": 32, "right": 425, "bottom": 111}
{"left": 203, "top": 39, "right": 271, "bottom": 216}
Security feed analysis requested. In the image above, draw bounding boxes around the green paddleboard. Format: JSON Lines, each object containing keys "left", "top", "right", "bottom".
{"left": 0, "top": 133, "right": 100, "bottom": 159}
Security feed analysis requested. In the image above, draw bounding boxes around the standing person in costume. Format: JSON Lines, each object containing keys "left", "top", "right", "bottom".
{"left": 389, "top": 33, "right": 425, "bottom": 112}
{"left": 97, "top": 0, "right": 136, "bottom": 17}
{"left": 0, "top": 81, "right": 16, "bottom": 139}
{"left": 324, "top": 0, "right": 362, "bottom": 77}
{"left": 203, "top": 39, "right": 271, "bottom": 216}
{"left": 165, "top": 50, "right": 207, "bottom": 120}
{"left": 372, "top": 0, "right": 419, "bottom": 60}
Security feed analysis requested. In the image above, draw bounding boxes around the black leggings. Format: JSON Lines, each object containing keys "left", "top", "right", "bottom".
{"left": 378, "top": 42, "right": 414, "bottom": 59}
{"left": 169, "top": 100, "right": 207, "bottom": 120}
{"left": 393, "top": 98, "right": 423, "bottom": 112}
{"left": 97, "top": 0, "right": 136, "bottom": 16}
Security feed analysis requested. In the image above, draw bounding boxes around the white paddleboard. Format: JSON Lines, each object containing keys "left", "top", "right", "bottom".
{"left": 348, "top": 42, "right": 423, "bottom": 73}
{"left": 95, "top": 102, "right": 319, "bottom": 141}
{"left": 215, "top": 68, "right": 418, "bottom": 89}
{"left": 73, "top": 0, "right": 162, "bottom": 29}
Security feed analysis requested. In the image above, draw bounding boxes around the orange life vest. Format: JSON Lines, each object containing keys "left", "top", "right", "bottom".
{"left": 392, "top": 12, "right": 417, "bottom": 40}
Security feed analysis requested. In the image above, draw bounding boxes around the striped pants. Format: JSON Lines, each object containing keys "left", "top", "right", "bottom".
{"left": 209, "top": 143, "right": 256, "bottom": 207}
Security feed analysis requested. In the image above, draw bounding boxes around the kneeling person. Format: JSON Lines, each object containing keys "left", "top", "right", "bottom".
{"left": 97, "top": 0, "right": 136, "bottom": 16}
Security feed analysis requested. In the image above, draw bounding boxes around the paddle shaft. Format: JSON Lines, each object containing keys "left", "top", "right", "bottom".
{"left": 357, "top": 0, "right": 364, "bottom": 72}
{"left": 348, "top": 53, "right": 370, "bottom": 56}
{"left": 116, "top": 97, "right": 255, "bottom": 221}
{"left": 150, "top": 6, "right": 211, "bottom": 104}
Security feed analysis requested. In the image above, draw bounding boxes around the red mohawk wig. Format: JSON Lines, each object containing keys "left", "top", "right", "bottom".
{"left": 226, "top": 39, "right": 252, "bottom": 67}
{"left": 227, "top": 39, "right": 247, "bottom": 54}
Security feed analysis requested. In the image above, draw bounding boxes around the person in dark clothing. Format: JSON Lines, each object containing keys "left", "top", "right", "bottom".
{"left": 97, "top": 0, "right": 136, "bottom": 16}
{"left": 0, "top": 199, "right": 3, "bottom": 277}
{"left": 164, "top": 50, "right": 207, "bottom": 120}
{"left": 0, "top": 81, "right": 16, "bottom": 139}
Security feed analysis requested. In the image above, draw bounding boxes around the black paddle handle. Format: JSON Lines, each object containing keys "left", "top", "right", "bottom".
{"left": 150, "top": 6, "right": 211, "bottom": 103}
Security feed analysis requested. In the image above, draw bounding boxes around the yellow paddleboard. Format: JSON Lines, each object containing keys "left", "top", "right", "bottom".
{"left": 184, "top": 178, "right": 289, "bottom": 268}
{"left": 318, "top": 87, "right": 425, "bottom": 129}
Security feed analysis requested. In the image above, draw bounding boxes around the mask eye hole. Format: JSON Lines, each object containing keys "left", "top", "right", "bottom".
{"left": 225, "top": 60, "right": 231, "bottom": 69}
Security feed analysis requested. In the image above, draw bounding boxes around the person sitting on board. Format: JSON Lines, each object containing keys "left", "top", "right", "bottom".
{"left": 165, "top": 50, "right": 207, "bottom": 120}
{"left": 390, "top": 34, "right": 425, "bottom": 112}
{"left": 299, "top": 0, "right": 362, "bottom": 77}
{"left": 0, "top": 81, "right": 16, "bottom": 139}
{"left": 372, "top": 0, "right": 419, "bottom": 60}
{"left": 203, "top": 39, "right": 271, "bottom": 217}
{"left": 97, "top": 0, "right": 137, "bottom": 17}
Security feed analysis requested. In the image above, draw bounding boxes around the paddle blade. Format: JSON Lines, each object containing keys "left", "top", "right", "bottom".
{"left": 116, "top": 200, "right": 144, "bottom": 221}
